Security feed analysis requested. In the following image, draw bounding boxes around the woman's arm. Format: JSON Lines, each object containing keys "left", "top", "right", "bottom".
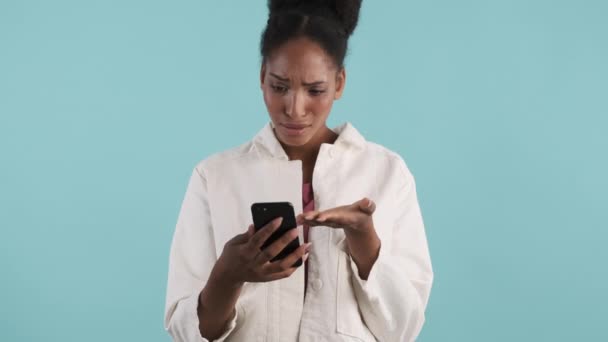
{"left": 344, "top": 223, "right": 381, "bottom": 280}
{"left": 166, "top": 165, "right": 310, "bottom": 341}
{"left": 347, "top": 158, "right": 434, "bottom": 342}
{"left": 295, "top": 155, "right": 433, "bottom": 341}
{"left": 164, "top": 167, "right": 240, "bottom": 342}
{"left": 197, "top": 266, "right": 243, "bottom": 340}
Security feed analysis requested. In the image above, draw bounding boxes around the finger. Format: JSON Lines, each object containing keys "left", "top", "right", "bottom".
{"left": 312, "top": 221, "right": 342, "bottom": 229}
{"left": 314, "top": 208, "right": 343, "bottom": 224}
{"left": 265, "top": 242, "right": 312, "bottom": 273}
{"left": 301, "top": 218, "right": 333, "bottom": 228}
{"left": 296, "top": 214, "right": 306, "bottom": 226}
{"left": 300, "top": 208, "right": 344, "bottom": 227}
{"left": 248, "top": 217, "right": 283, "bottom": 250}
{"left": 226, "top": 230, "right": 250, "bottom": 246}
{"left": 236, "top": 225, "right": 259, "bottom": 260}
{"left": 308, "top": 208, "right": 337, "bottom": 222}
{"left": 254, "top": 227, "right": 299, "bottom": 265}
{"left": 262, "top": 267, "right": 298, "bottom": 281}
{"left": 302, "top": 211, "right": 320, "bottom": 221}
{"left": 314, "top": 206, "right": 348, "bottom": 222}
{"left": 302, "top": 215, "right": 346, "bottom": 229}
{"left": 298, "top": 211, "right": 323, "bottom": 226}
{"left": 316, "top": 212, "right": 333, "bottom": 222}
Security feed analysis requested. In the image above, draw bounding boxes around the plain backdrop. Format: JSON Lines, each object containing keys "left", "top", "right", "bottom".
{"left": 1, "top": 1, "right": 607, "bottom": 341}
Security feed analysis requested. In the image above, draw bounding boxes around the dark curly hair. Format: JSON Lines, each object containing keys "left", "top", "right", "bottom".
{"left": 260, "top": 0, "right": 362, "bottom": 69}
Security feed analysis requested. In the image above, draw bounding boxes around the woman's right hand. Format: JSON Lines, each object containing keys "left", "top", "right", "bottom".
{"left": 211, "top": 217, "right": 312, "bottom": 287}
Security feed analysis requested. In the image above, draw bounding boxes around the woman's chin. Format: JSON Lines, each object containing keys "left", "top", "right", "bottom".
{"left": 279, "top": 134, "right": 310, "bottom": 147}
{"left": 273, "top": 125, "right": 318, "bottom": 147}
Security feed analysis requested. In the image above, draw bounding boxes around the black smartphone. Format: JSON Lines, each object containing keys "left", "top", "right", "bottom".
{"left": 251, "top": 202, "right": 302, "bottom": 267}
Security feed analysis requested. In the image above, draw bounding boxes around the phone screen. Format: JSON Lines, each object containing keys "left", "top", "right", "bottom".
{"left": 251, "top": 202, "right": 302, "bottom": 267}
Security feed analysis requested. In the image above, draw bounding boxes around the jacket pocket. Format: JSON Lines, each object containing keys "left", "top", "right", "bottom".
{"left": 336, "top": 241, "right": 378, "bottom": 342}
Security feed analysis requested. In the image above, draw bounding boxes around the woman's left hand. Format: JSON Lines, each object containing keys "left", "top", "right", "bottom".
{"left": 297, "top": 197, "right": 380, "bottom": 279}
{"left": 296, "top": 197, "right": 376, "bottom": 234}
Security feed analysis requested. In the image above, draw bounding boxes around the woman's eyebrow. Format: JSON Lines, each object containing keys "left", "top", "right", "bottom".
{"left": 269, "top": 73, "right": 289, "bottom": 82}
{"left": 269, "top": 72, "right": 326, "bottom": 86}
{"left": 302, "top": 80, "right": 326, "bottom": 86}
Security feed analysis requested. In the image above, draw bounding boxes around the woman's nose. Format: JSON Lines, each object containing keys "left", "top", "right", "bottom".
{"left": 285, "top": 91, "right": 306, "bottom": 118}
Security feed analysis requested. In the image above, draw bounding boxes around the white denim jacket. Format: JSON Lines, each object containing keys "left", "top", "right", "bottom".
{"left": 164, "top": 122, "right": 433, "bottom": 342}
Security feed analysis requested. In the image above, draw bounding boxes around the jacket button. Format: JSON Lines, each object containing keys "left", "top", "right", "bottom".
{"left": 311, "top": 279, "right": 323, "bottom": 290}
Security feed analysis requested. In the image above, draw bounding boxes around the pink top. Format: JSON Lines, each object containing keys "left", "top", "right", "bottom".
{"left": 302, "top": 182, "right": 314, "bottom": 295}
{"left": 302, "top": 182, "right": 314, "bottom": 240}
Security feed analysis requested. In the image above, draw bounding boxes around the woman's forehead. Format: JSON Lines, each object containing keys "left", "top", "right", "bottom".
{"left": 265, "top": 38, "right": 336, "bottom": 80}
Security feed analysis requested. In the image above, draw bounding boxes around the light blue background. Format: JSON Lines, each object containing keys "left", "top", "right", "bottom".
{"left": 1, "top": 1, "right": 607, "bottom": 341}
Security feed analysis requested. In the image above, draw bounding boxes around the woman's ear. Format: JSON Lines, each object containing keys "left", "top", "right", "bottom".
{"left": 260, "top": 63, "right": 266, "bottom": 89}
{"left": 334, "top": 67, "right": 346, "bottom": 100}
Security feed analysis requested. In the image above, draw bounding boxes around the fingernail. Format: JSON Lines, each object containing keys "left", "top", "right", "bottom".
{"left": 302, "top": 252, "right": 310, "bottom": 262}
{"left": 305, "top": 242, "right": 312, "bottom": 251}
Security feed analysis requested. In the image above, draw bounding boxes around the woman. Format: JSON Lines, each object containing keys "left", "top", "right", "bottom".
{"left": 164, "top": 1, "right": 433, "bottom": 341}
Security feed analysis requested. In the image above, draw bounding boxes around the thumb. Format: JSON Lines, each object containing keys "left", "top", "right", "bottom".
{"left": 357, "top": 197, "right": 376, "bottom": 215}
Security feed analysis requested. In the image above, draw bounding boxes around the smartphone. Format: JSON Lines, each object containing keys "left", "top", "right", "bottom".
{"left": 251, "top": 202, "right": 302, "bottom": 267}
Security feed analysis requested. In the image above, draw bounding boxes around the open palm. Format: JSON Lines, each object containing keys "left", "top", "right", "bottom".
{"left": 296, "top": 197, "right": 376, "bottom": 233}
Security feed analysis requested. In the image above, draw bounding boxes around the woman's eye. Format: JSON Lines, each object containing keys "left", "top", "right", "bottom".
{"left": 309, "top": 89, "right": 325, "bottom": 96}
{"left": 271, "top": 85, "right": 288, "bottom": 93}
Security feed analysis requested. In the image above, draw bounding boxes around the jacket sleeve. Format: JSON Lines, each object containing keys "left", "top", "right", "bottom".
{"left": 164, "top": 166, "right": 239, "bottom": 342}
{"left": 349, "top": 158, "right": 434, "bottom": 342}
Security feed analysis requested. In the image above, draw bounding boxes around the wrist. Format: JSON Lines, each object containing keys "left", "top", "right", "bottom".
{"left": 345, "top": 225, "right": 380, "bottom": 264}
{"left": 210, "top": 257, "right": 244, "bottom": 290}
{"left": 200, "top": 264, "right": 244, "bottom": 309}
{"left": 345, "top": 230, "right": 380, "bottom": 254}
{"left": 345, "top": 220, "right": 376, "bottom": 240}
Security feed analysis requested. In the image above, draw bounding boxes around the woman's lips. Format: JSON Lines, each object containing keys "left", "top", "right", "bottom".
{"left": 281, "top": 123, "right": 311, "bottom": 136}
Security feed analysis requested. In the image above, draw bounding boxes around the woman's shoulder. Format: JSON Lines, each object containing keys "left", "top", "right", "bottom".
{"left": 360, "top": 139, "right": 414, "bottom": 178}
{"left": 192, "top": 140, "right": 257, "bottom": 174}
{"left": 363, "top": 140, "right": 403, "bottom": 161}
{"left": 335, "top": 122, "right": 411, "bottom": 173}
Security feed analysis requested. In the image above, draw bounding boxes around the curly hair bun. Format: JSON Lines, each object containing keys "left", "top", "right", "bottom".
{"left": 268, "top": 0, "right": 362, "bottom": 37}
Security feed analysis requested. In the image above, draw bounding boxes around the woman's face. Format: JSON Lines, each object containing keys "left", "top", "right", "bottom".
{"left": 261, "top": 37, "right": 345, "bottom": 147}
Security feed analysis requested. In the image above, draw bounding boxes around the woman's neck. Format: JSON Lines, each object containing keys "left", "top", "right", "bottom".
{"left": 281, "top": 126, "right": 338, "bottom": 183}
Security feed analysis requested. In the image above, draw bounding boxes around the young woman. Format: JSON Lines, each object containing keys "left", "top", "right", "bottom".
{"left": 164, "top": 1, "right": 433, "bottom": 341}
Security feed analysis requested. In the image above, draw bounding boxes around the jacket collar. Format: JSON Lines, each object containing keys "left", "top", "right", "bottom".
{"left": 252, "top": 121, "right": 366, "bottom": 160}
